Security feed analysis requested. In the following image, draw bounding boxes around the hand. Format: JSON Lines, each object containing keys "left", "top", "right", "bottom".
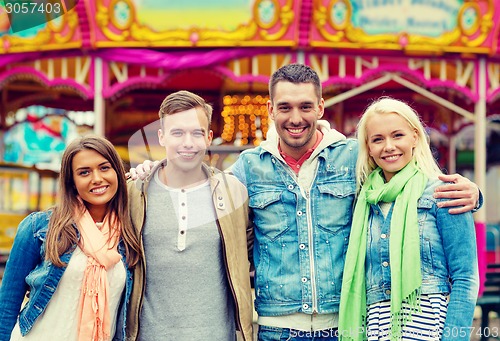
{"left": 434, "top": 173, "right": 480, "bottom": 214}
{"left": 127, "top": 160, "right": 158, "bottom": 180}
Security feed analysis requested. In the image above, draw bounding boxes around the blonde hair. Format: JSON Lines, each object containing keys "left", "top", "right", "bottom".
{"left": 356, "top": 97, "right": 442, "bottom": 189}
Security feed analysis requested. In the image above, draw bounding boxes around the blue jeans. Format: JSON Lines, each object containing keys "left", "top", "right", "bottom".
{"left": 258, "top": 325, "right": 339, "bottom": 341}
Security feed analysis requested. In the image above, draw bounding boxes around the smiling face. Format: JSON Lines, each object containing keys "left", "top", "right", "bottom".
{"left": 158, "top": 107, "right": 213, "bottom": 177}
{"left": 72, "top": 149, "right": 118, "bottom": 221}
{"left": 366, "top": 112, "right": 418, "bottom": 182}
{"left": 268, "top": 81, "right": 324, "bottom": 160}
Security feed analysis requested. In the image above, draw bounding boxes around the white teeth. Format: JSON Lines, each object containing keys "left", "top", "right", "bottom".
{"left": 385, "top": 155, "right": 399, "bottom": 161}
{"left": 179, "top": 152, "right": 196, "bottom": 157}
{"left": 288, "top": 128, "right": 304, "bottom": 133}
{"left": 91, "top": 187, "right": 107, "bottom": 194}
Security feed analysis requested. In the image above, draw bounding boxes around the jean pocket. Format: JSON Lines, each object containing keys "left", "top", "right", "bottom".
{"left": 316, "top": 182, "right": 355, "bottom": 235}
{"left": 249, "top": 191, "right": 290, "bottom": 240}
{"left": 257, "top": 326, "right": 291, "bottom": 341}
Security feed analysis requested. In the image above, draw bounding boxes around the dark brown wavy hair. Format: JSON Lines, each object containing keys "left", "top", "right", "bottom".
{"left": 45, "top": 135, "right": 141, "bottom": 267}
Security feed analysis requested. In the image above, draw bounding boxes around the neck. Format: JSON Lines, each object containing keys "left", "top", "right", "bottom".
{"left": 87, "top": 206, "right": 107, "bottom": 223}
{"left": 160, "top": 165, "right": 208, "bottom": 189}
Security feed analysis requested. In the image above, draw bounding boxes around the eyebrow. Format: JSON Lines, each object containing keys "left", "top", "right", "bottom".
{"left": 369, "top": 129, "right": 405, "bottom": 137}
{"left": 275, "top": 100, "right": 315, "bottom": 106}
{"left": 74, "top": 161, "right": 111, "bottom": 171}
{"left": 169, "top": 128, "right": 206, "bottom": 133}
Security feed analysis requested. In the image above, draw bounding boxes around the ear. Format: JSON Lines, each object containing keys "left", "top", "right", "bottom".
{"left": 158, "top": 129, "right": 164, "bottom": 147}
{"left": 267, "top": 100, "right": 275, "bottom": 120}
{"left": 207, "top": 130, "right": 214, "bottom": 146}
{"left": 413, "top": 129, "right": 419, "bottom": 147}
{"left": 317, "top": 98, "right": 325, "bottom": 120}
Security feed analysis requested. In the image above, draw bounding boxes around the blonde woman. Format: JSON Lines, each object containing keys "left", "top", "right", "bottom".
{"left": 339, "top": 98, "right": 479, "bottom": 341}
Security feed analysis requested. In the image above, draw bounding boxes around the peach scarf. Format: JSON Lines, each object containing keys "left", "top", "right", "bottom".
{"left": 76, "top": 208, "right": 121, "bottom": 341}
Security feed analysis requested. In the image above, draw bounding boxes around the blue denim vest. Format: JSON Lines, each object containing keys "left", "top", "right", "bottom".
{"left": 0, "top": 211, "right": 133, "bottom": 340}
{"left": 365, "top": 178, "right": 479, "bottom": 333}
{"left": 232, "top": 138, "right": 358, "bottom": 316}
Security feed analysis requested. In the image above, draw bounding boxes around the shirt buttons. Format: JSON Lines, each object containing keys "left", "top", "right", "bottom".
{"left": 381, "top": 233, "right": 387, "bottom": 239}
{"left": 297, "top": 211, "right": 303, "bottom": 216}
{"left": 302, "top": 303, "right": 309, "bottom": 310}
{"left": 382, "top": 261, "right": 389, "bottom": 267}
{"left": 385, "top": 289, "right": 391, "bottom": 295}
{"left": 299, "top": 244, "right": 306, "bottom": 250}
{"left": 288, "top": 184, "right": 294, "bottom": 190}
{"left": 179, "top": 230, "right": 185, "bottom": 235}
{"left": 301, "top": 277, "right": 308, "bottom": 283}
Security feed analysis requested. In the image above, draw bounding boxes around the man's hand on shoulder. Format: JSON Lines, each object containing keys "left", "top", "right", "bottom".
{"left": 434, "top": 173, "right": 480, "bottom": 214}
{"left": 127, "top": 160, "right": 159, "bottom": 181}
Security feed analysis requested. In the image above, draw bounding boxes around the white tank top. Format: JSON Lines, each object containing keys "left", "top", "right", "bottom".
{"left": 10, "top": 246, "right": 126, "bottom": 341}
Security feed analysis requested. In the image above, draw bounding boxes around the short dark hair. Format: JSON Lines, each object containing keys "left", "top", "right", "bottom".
{"left": 159, "top": 90, "right": 213, "bottom": 129}
{"left": 269, "top": 64, "right": 322, "bottom": 103}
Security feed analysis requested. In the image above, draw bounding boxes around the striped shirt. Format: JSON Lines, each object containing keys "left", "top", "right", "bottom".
{"left": 366, "top": 293, "right": 448, "bottom": 340}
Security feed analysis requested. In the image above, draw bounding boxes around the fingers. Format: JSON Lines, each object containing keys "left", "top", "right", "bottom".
{"left": 132, "top": 160, "right": 159, "bottom": 180}
{"left": 136, "top": 164, "right": 149, "bottom": 180}
{"left": 434, "top": 183, "right": 472, "bottom": 196}
{"left": 127, "top": 168, "right": 138, "bottom": 181}
{"left": 438, "top": 199, "right": 476, "bottom": 214}
{"left": 446, "top": 206, "right": 475, "bottom": 214}
{"left": 438, "top": 173, "right": 460, "bottom": 183}
{"left": 438, "top": 197, "right": 472, "bottom": 207}
{"left": 437, "top": 195, "right": 476, "bottom": 216}
{"left": 143, "top": 160, "right": 158, "bottom": 174}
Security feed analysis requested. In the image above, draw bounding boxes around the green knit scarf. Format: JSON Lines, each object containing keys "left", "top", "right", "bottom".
{"left": 338, "top": 160, "right": 427, "bottom": 341}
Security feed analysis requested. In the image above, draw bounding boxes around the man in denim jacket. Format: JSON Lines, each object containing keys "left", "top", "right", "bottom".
{"left": 229, "top": 64, "right": 481, "bottom": 340}
{"left": 130, "top": 64, "right": 481, "bottom": 340}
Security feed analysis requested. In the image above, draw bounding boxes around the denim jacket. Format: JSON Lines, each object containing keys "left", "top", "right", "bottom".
{"left": 0, "top": 210, "right": 133, "bottom": 341}
{"left": 365, "top": 178, "right": 479, "bottom": 339}
{"left": 231, "top": 122, "right": 358, "bottom": 316}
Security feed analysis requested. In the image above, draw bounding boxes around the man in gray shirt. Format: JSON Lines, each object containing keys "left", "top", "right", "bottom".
{"left": 123, "top": 91, "right": 254, "bottom": 341}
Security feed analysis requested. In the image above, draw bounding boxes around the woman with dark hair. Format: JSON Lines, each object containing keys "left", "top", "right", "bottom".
{"left": 0, "top": 135, "right": 141, "bottom": 341}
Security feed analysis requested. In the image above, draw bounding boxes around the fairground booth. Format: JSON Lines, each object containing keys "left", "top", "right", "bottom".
{"left": 1, "top": 0, "right": 500, "bottom": 295}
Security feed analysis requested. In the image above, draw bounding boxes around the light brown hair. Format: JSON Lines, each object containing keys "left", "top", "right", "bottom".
{"left": 159, "top": 90, "right": 213, "bottom": 130}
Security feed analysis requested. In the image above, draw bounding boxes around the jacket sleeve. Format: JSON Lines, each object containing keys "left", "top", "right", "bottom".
{"left": 0, "top": 212, "right": 44, "bottom": 340}
{"left": 226, "top": 156, "right": 247, "bottom": 187}
{"left": 437, "top": 207, "right": 479, "bottom": 341}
